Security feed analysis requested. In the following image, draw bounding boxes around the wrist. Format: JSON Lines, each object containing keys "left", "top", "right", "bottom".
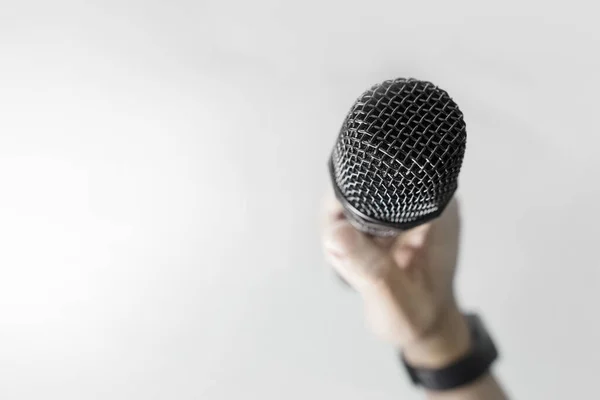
{"left": 402, "top": 305, "right": 471, "bottom": 369}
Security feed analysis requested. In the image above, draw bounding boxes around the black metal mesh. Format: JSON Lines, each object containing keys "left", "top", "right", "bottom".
{"left": 330, "top": 78, "right": 466, "bottom": 228}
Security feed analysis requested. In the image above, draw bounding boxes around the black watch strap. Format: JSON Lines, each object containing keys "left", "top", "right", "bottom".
{"left": 401, "top": 314, "right": 498, "bottom": 391}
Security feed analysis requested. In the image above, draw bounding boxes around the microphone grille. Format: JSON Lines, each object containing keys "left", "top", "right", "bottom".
{"left": 330, "top": 78, "right": 467, "bottom": 230}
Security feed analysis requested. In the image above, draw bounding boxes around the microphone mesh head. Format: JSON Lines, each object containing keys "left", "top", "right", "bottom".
{"left": 329, "top": 78, "right": 466, "bottom": 232}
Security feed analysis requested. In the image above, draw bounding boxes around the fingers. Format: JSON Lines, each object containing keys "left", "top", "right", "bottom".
{"left": 322, "top": 195, "right": 392, "bottom": 290}
{"left": 399, "top": 224, "right": 431, "bottom": 248}
{"left": 392, "top": 224, "right": 431, "bottom": 268}
{"left": 321, "top": 192, "right": 453, "bottom": 288}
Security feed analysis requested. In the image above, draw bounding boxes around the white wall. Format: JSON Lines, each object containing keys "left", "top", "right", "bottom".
{"left": 1, "top": 2, "right": 599, "bottom": 399}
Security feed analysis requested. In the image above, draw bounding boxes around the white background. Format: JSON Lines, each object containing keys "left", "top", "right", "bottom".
{"left": 1, "top": 1, "right": 600, "bottom": 399}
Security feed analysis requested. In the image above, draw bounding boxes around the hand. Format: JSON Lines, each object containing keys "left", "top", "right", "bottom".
{"left": 322, "top": 194, "right": 471, "bottom": 368}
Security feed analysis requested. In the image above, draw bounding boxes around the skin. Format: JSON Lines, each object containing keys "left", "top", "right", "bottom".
{"left": 321, "top": 194, "right": 508, "bottom": 399}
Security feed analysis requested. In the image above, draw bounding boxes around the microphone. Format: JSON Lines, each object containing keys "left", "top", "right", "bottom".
{"left": 329, "top": 78, "right": 467, "bottom": 236}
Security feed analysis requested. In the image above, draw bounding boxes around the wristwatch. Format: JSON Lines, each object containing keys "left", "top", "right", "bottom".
{"left": 401, "top": 314, "right": 498, "bottom": 391}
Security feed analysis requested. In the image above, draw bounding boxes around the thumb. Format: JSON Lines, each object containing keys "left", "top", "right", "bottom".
{"left": 324, "top": 219, "right": 392, "bottom": 290}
